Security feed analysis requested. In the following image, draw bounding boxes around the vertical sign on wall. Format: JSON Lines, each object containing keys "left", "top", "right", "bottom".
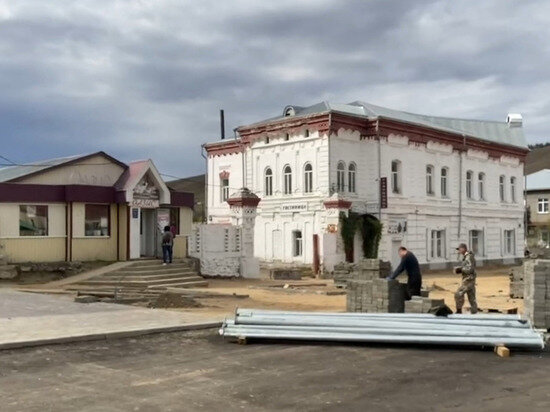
{"left": 380, "top": 177, "right": 388, "bottom": 209}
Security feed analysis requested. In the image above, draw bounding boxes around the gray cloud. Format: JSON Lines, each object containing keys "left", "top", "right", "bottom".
{"left": 0, "top": 0, "right": 548, "bottom": 177}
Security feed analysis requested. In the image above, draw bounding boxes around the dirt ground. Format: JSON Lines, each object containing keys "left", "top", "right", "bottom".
{"left": 175, "top": 264, "right": 521, "bottom": 318}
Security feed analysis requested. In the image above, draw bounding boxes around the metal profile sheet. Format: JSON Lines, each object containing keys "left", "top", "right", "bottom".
{"left": 236, "top": 308, "right": 523, "bottom": 321}
{"left": 235, "top": 315, "right": 530, "bottom": 330}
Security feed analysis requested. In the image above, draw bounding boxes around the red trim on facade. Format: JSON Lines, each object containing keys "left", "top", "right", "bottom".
{"left": 205, "top": 140, "right": 243, "bottom": 157}
{"left": 376, "top": 118, "right": 529, "bottom": 161}
{"left": 323, "top": 199, "right": 352, "bottom": 209}
{"left": 227, "top": 196, "right": 261, "bottom": 207}
{"left": 219, "top": 170, "right": 230, "bottom": 180}
{"left": 206, "top": 111, "right": 528, "bottom": 162}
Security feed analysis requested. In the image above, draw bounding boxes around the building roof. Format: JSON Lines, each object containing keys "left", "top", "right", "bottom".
{"left": 0, "top": 152, "right": 127, "bottom": 183}
{"left": 526, "top": 145, "right": 550, "bottom": 175}
{"left": 526, "top": 169, "right": 550, "bottom": 191}
{"left": 240, "top": 101, "right": 528, "bottom": 150}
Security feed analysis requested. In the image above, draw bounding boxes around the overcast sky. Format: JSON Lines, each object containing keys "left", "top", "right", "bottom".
{"left": 1, "top": 0, "right": 549, "bottom": 178}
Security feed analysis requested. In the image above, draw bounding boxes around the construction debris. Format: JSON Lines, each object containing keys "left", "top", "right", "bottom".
{"left": 220, "top": 309, "right": 545, "bottom": 350}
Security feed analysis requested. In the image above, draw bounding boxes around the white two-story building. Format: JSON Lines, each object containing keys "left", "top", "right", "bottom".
{"left": 204, "top": 101, "right": 528, "bottom": 271}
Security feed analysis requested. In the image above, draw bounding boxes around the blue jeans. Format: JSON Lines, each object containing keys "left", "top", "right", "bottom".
{"left": 162, "top": 245, "right": 173, "bottom": 263}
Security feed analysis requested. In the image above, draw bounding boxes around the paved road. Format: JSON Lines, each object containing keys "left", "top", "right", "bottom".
{"left": 0, "top": 289, "right": 219, "bottom": 349}
{"left": 1, "top": 329, "right": 549, "bottom": 411}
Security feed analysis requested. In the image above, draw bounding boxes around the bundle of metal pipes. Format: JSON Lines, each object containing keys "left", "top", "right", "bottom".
{"left": 219, "top": 309, "right": 545, "bottom": 350}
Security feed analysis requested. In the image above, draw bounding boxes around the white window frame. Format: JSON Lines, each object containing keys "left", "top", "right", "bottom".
{"left": 348, "top": 163, "right": 356, "bottom": 193}
{"left": 426, "top": 165, "right": 434, "bottom": 195}
{"left": 220, "top": 178, "right": 229, "bottom": 202}
{"left": 440, "top": 167, "right": 448, "bottom": 198}
{"left": 538, "top": 198, "right": 549, "bottom": 214}
{"left": 391, "top": 160, "right": 401, "bottom": 194}
{"left": 510, "top": 177, "right": 517, "bottom": 203}
{"left": 478, "top": 173, "right": 485, "bottom": 201}
{"left": 469, "top": 229, "right": 484, "bottom": 257}
{"left": 504, "top": 229, "right": 515, "bottom": 255}
{"left": 264, "top": 168, "right": 273, "bottom": 196}
{"left": 304, "top": 163, "right": 313, "bottom": 194}
{"left": 336, "top": 161, "right": 345, "bottom": 193}
{"left": 466, "top": 171, "right": 473, "bottom": 200}
{"left": 499, "top": 175, "right": 506, "bottom": 202}
{"left": 430, "top": 230, "right": 445, "bottom": 259}
{"left": 540, "top": 229, "right": 550, "bottom": 247}
{"left": 293, "top": 230, "right": 303, "bottom": 257}
{"left": 283, "top": 165, "right": 292, "bottom": 195}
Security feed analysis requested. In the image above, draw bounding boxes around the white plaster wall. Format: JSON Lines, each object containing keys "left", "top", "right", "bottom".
{"left": 207, "top": 151, "right": 243, "bottom": 223}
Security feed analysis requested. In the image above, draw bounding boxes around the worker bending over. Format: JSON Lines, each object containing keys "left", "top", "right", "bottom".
{"left": 387, "top": 246, "right": 422, "bottom": 299}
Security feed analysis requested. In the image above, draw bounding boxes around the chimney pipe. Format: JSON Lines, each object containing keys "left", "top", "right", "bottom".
{"left": 220, "top": 109, "right": 225, "bottom": 140}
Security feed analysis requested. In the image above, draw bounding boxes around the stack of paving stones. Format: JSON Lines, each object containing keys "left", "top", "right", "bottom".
{"left": 333, "top": 262, "right": 355, "bottom": 287}
{"left": 509, "top": 266, "right": 524, "bottom": 299}
{"left": 346, "top": 259, "right": 406, "bottom": 313}
{"left": 404, "top": 296, "right": 445, "bottom": 313}
{"left": 523, "top": 259, "right": 550, "bottom": 329}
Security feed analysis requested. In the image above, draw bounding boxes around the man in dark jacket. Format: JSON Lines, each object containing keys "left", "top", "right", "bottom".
{"left": 387, "top": 246, "right": 422, "bottom": 299}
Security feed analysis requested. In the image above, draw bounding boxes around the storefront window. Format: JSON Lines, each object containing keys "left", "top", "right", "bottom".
{"left": 20, "top": 205, "right": 48, "bottom": 236}
{"left": 85, "top": 204, "right": 110, "bottom": 236}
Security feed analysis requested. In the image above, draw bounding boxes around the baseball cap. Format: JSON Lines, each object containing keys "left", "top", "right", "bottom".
{"left": 455, "top": 243, "right": 468, "bottom": 250}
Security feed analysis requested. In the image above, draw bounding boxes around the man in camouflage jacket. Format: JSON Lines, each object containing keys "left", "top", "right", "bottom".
{"left": 454, "top": 243, "right": 478, "bottom": 314}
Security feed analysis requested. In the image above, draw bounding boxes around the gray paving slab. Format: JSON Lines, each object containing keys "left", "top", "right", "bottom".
{"left": 0, "top": 289, "right": 221, "bottom": 350}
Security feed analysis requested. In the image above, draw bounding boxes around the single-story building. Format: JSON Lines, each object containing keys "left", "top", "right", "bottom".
{"left": 0, "top": 152, "right": 193, "bottom": 263}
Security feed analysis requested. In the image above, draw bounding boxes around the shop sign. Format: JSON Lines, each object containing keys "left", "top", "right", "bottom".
{"left": 282, "top": 204, "right": 307, "bottom": 212}
{"left": 131, "top": 198, "right": 159, "bottom": 208}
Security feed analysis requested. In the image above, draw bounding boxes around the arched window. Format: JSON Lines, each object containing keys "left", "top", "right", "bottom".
{"left": 510, "top": 177, "right": 516, "bottom": 203}
{"left": 466, "top": 171, "right": 473, "bottom": 199}
{"left": 304, "top": 163, "right": 313, "bottom": 193}
{"left": 478, "top": 173, "right": 485, "bottom": 200}
{"left": 264, "top": 168, "right": 273, "bottom": 196}
{"left": 499, "top": 175, "right": 506, "bottom": 202}
{"left": 348, "top": 163, "right": 356, "bottom": 193}
{"left": 426, "top": 165, "right": 434, "bottom": 195}
{"left": 337, "top": 161, "right": 345, "bottom": 192}
{"left": 441, "top": 167, "right": 448, "bottom": 197}
{"left": 391, "top": 160, "right": 401, "bottom": 194}
{"left": 284, "top": 165, "right": 292, "bottom": 195}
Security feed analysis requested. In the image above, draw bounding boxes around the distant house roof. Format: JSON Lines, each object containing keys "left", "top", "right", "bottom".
{"left": 525, "top": 145, "right": 550, "bottom": 175}
{"left": 239, "top": 101, "right": 528, "bottom": 150}
{"left": 526, "top": 169, "right": 550, "bottom": 191}
{"left": 0, "top": 152, "right": 127, "bottom": 183}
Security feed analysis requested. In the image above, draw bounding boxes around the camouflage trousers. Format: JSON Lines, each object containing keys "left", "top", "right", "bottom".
{"left": 454, "top": 276, "right": 478, "bottom": 314}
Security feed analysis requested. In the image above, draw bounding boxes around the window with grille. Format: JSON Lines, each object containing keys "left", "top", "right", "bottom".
{"left": 466, "top": 171, "right": 473, "bottom": 199}
{"left": 391, "top": 160, "right": 401, "bottom": 194}
{"left": 348, "top": 163, "right": 356, "bottom": 193}
{"left": 441, "top": 167, "right": 448, "bottom": 197}
{"left": 478, "top": 173, "right": 485, "bottom": 200}
{"left": 221, "top": 178, "right": 229, "bottom": 202}
{"left": 499, "top": 175, "right": 506, "bottom": 202}
{"left": 293, "top": 230, "right": 303, "bottom": 257}
{"left": 426, "top": 165, "right": 434, "bottom": 195}
{"left": 430, "top": 230, "right": 445, "bottom": 258}
{"left": 538, "top": 198, "right": 549, "bottom": 213}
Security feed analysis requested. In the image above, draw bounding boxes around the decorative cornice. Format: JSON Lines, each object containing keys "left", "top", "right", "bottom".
{"left": 227, "top": 188, "right": 261, "bottom": 208}
{"left": 219, "top": 170, "right": 230, "bottom": 179}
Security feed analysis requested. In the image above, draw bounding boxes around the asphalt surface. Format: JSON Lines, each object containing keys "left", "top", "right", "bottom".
{"left": 1, "top": 329, "right": 549, "bottom": 411}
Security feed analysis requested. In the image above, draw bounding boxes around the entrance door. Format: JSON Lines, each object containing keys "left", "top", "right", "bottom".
{"left": 272, "top": 230, "right": 282, "bottom": 260}
{"left": 140, "top": 209, "right": 157, "bottom": 257}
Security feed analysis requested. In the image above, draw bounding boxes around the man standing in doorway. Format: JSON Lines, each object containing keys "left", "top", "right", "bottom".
{"left": 387, "top": 246, "right": 422, "bottom": 299}
{"left": 454, "top": 243, "right": 478, "bottom": 314}
{"left": 161, "top": 225, "right": 174, "bottom": 265}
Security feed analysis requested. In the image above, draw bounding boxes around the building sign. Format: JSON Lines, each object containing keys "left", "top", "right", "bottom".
{"left": 132, "top": 174, "right": 160, "bottom": 208}
{"left": 380, "top": 177, "right": 388, "bottom": 209}
{"left": 131, "top": 198, "right": 159, "bottom": 208}
{"left": 282, "top": 204, "right": 307, "bottom": 212}
{"left": 387, "top": 216, "right": 407, "bottom": 234}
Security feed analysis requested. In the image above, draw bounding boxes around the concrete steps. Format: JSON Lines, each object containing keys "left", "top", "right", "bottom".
{"left": 66, "top": 259, "right": 207, "bottom": 299}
